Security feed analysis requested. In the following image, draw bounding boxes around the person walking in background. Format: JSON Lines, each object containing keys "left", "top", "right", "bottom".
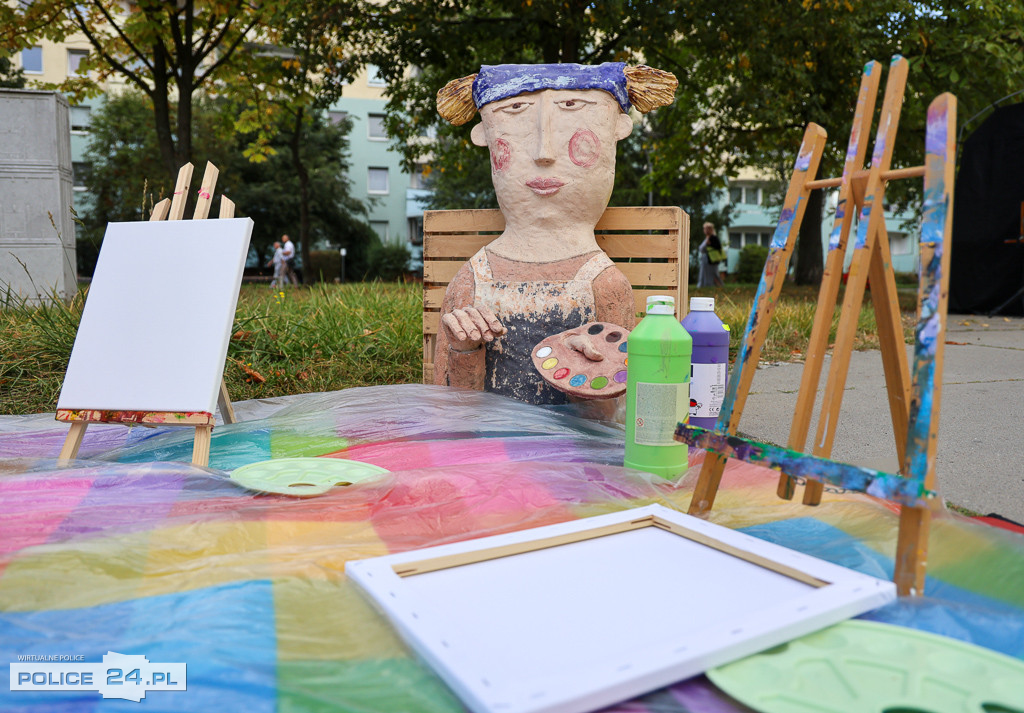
{"left": 267, "top": 241, "right": 285, "bottom": 288}
{"left": 697, "top": 221, "right": 725, "bottom": 288}
{"left": 281, "top": 235, "right": 298, "bottom": 286}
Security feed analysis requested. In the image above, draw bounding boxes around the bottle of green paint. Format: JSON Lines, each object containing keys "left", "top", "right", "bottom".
{"left": 624, "top": 295, "right": 692, "bottom": 480}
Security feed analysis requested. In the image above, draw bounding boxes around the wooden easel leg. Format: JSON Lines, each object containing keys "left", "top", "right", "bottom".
{"left": 869, "top": 227, "right": 911, "bottom": 467}
{"left": 218, "top": 378, "right": 237, "bottom": 424}
{"left": 779, "top": 61, "right": 882, "bottom": 501}
{"left": 894, "top": 505, "right": 930, "bottom": 595}
{"left": 58, "top": 422, "right": 88, "bottom": 464}
{"left": 192, "top": 425, "right": 213, "bottom": 467}
{"left": 804, "top": 56, "right": 910, "bottom": 506}
{"left": 688, "top": 452, "right": 729, "bottom": 516}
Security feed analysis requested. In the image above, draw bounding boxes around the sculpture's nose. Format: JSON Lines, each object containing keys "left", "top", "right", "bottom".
{"left": 532, "top": 100, "right": 556, "bottom": 166}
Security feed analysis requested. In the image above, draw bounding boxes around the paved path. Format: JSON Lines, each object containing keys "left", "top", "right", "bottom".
{"left": 737, "top": 314, "right": 1024, "bottom": 523}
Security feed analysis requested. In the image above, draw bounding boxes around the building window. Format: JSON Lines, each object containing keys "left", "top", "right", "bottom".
{"left": 728, "top": 231, "right": 772, "bottom": 249}
{"left": 368, "top": 167, "right": 389, "bottom": 194}
{"left": 328, "top": 110, "right": 348, "bottom": 126}
{"left": 408, "top": 216, "right": 423, "bottom": 245}
{"left": 370, "top": 221, "right": 390, "bottom": 242}
{"left": 728, "top": 185, "right": 761, "bottom": 205}
{"left": 69, "top": 105, "right": 91, "bottom": 132}
{"left": 72, "top": 161, "right": 91, "bottom": 190}
{"left": 367, "top": 64, "right": 385, "bottom": 86}
{"left": 890, "top": 232, "right": 911, "bottom": 255}
{"left": 368, "top": 113, "right": 387, "bottom": 139}
{"left": 22, "top": 46, "right": 43, "bottom": 73}
{"left": 409, "top": 163, "right": 430, "bottom": 190}
{"left": 68, "top": 49, "right": 89, "bottom": 74}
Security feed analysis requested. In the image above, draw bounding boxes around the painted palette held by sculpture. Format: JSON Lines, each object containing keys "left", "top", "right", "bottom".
{"left": 532, "top": 322, "right": 629, "bottom": 399}
{"left": 347, "top": 504, "right": 897, "bottom": 713}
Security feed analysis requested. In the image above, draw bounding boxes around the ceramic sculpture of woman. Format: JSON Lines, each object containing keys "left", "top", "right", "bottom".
{"left": 433, "top": 62, "right": 677, "bottom": 405}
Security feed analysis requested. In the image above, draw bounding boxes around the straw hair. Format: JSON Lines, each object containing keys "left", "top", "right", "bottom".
{"left": 437, "top": 74, "right": 478, "bottom": 126}
{"left": 624, "top": 65, "right": 678, "bottom": 113}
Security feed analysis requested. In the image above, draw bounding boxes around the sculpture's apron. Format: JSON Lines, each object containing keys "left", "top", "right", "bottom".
{"left": 469, "top": 249, "right": 614, "bottom": 404}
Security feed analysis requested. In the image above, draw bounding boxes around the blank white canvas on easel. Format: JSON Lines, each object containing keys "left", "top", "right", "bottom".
{"left": 57, "top": 218, "right": 253, "bottom": 413}
{"left": 347, "top": 504, "right": 896, "bottom": 713}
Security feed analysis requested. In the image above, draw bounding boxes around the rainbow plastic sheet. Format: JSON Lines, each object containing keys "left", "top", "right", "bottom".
{"left": 1, "top": 384, "right": 1022, "bottom": 712}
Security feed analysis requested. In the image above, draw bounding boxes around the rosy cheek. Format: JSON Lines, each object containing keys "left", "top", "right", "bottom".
{"left": 491, "top": 139, "right": 511, "bottom": 172}
{"left": 568, "top": 129, "right": 600, "bottom": 167}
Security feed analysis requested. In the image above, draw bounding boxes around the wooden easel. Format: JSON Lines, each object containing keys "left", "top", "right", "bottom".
{"left": 676, "top": 56, "right": 957, "bottom": 596}
{"left": 56, "top": 161, "right": 238, "bottom": 467}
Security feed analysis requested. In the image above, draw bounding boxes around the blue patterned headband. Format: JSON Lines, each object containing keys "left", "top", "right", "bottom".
{"left": 437, "top": 63, "right": 677, "bottom": 126}
{"left": 472, "top": 63, "right": 631, "bottom": 112}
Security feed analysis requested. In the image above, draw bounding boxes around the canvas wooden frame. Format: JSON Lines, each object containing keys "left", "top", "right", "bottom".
{"left": 346, "top": 504, "right": 895, "bottom": 713}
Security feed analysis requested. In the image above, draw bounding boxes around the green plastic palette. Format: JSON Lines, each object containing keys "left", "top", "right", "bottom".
{"left": 231, "top": 457, "right": 389, "bottom": 496}
{"left": 707, "top": 619, "right": 1024, "bottom": 713}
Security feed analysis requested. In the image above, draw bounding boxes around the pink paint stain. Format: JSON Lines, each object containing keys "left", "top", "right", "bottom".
{"left": 568, "top": 129, "right": 600, "bottom": 167}
{"left": 491, "top": 138, "right": 511, "bottom": 172}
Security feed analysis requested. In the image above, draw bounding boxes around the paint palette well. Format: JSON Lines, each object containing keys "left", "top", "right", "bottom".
{"left": 532, "top": 322, "right": 629, "bottom": 400}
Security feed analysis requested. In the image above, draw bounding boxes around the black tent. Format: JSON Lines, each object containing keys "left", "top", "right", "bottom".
{"left": 950, "top": 102, "right": 1024, "bottom": 315}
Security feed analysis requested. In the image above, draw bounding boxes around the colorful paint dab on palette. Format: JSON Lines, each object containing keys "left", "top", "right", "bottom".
{"left": 532, "top": 321, "right": 630, "bottom": 399}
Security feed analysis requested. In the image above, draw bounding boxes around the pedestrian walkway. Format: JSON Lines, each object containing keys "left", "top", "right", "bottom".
{"left": 738, "top": 315, "right": 1024, "bottom": 523}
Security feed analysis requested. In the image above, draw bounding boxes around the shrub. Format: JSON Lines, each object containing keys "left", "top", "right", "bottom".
{"left": 735, "top": 244, "right": 770, "bottom": 283}
{"left": 366, "top": 241, "right": 412, "bottom": 282}
{"left": 308, "top": 250, "right": 342, "bottom": 282}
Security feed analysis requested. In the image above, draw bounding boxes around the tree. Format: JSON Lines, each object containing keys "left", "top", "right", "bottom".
{"left": 0, "top": 55, "right": 26, "bottom": 88}
{"left": 231, "top": 1, "right": 369, "bottom": 282}
{"left": 3, "top": 0, "right": 277, "bottom": 180}
{"left": 368, "top": 0, "right": 1024, "bottom": 285}
{"left": 78, "top": 91, "right": 375, "bottom": 278}
{"left": 657, "top": 0, "right": 1024, "bottom": 284}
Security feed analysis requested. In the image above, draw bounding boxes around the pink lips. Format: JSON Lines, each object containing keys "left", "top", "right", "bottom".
{"left": 527, "top": 178, "right": 565, "bottom": 195}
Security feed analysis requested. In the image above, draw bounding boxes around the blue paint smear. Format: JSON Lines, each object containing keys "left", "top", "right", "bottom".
{"left": 770, "top": 198, "right": 801, "bottom": 250}
{"left": 854, "top": 202, "right": 872, "bottom": 250}
{"left": 794, "top": 149, "right": 812, "bottom": 173}
{"left": 0, "top": 580, "right": 277, "bottom": 712}
{"left": 828, "top": 200, "right": 846, "bottom": 251}
{"left": 473, "top": 63, "right": 630, "bottom": 111}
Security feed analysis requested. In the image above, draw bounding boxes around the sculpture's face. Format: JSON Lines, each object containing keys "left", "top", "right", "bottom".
{"left": 471, "top": 88, "right": 633, "bottom": 228}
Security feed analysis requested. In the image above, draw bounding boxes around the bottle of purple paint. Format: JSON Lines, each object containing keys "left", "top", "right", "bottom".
{"left": 681, "top": 297, "right": 730, "bottom": 429}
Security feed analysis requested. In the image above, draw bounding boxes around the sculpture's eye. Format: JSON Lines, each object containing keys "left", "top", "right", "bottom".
{"left": 498, "top": 101, "right": 531, "bottom": 114}
{"left": 557, "top": 98, "right": 592, "bottom": 111}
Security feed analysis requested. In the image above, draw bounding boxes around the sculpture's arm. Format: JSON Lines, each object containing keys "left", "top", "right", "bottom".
{"left": 433, "top": 263, "right": 505, "bottom": 390}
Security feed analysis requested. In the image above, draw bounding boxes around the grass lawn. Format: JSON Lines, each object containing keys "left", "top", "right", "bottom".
{"left": 0, "top": 280, "right": 915, "bottom": 416}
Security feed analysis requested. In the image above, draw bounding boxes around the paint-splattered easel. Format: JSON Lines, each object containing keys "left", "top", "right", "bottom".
{"left": 57, "top": 162, "right": 237, "bottom": 467}
{"left": 676, "top": 56, "right": 957, "bottom": 596}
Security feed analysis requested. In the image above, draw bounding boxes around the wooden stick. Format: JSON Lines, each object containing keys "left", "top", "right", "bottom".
{"left": 150, "top": 198, "right": 171, "bottom": 222}
{"left": 192, "top": 424, "right": 213, "bottom": 467}
{"left": 804, "top": 164, "right": 925, "bottom": 190}
{"left": 867, "top": 221, "right": 911, "bottom": 469}
{"left": 779, "top": 59, "right": 881, "bottom": 500}
{"left": 804, "top": 56, "right": 909, "bottom": 505}
{"left": 894, "top": 93, "right": 956, "bottom": 596}
{"left": 219, "top": 196, "right": 236, "bottom": 219}
{"left": 57, "top": 421, "right": 87, "bottom": 463}
{"left": 217, "top": 380, "right": 237, "bottom": 425}
{"left": 192, "top": 161, "right": 219, "bottom": 220}
{"left": 688, "top": 122, "right": 828, "bottom": 516}
{"left": 167, "top": 162, "right": 194, "bottom": 221}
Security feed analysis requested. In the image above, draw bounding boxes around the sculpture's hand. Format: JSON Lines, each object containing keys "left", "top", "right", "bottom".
{"left": 563, "top": 334, "right": 605, "bottom": 361}
{"left": 441, "top": 305, "right": 506, "bottom": 352}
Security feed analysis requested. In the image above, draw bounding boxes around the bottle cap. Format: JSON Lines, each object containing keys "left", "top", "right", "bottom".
{"left": 646, "top": 295, "right": 675, "bottom": 315}
{"left": 690, "top": 297, "right": 715, "bottom": 311}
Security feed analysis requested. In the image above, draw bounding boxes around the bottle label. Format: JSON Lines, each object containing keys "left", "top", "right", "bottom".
{"left": 689, "top": 363, "right": 727, "bottom": 419}
{"left": 633, "top": 381, "right": 689, "bottom": 446}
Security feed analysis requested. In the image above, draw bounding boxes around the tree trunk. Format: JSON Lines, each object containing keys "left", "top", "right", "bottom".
{"left": 290, "top": 108, "right": 312, "bottom": 285}
{"left": 150, "top": 47, "right": 178, "bottom": 182}
{"left": 795, "top": 187, "right": 824, "bottom": 286}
